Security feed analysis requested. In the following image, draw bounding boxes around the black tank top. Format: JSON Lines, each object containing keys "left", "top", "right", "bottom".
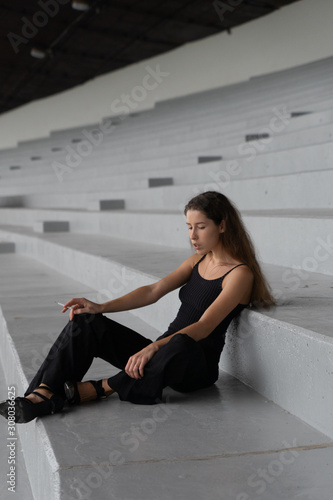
{"left": 159, "top": 255, "right": 247, "bottom": 363}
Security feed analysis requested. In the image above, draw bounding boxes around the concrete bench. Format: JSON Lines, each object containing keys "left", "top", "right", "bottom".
{"left": 0, "top": 206, "right": 333, "bottom": 275}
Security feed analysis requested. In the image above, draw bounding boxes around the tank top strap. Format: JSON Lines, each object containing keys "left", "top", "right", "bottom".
{"left": 193, "top": 254, "right": 207, "bottom": 269}
{"left": 221, "top": 263, "right": 246, "bottom": 281}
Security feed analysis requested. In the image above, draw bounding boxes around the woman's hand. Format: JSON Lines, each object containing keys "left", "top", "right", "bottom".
{"left": 62, "top": 297, "right": 102, "bottom": 321}
{"left": 125, "top": 344, "right": 159, "bottom": 380}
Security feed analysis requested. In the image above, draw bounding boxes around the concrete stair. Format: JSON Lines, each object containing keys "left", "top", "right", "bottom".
{"left": 1, "top": 59, "right": 333, "bottom": 193}
{"left": 0, "top": 250, "right": 333, "bottom": 500}
{"left": 0, "top": 207, "right": 332, "bottom": 275}
{"left": 1, "top": 166, "right": 330, "bottom": 211}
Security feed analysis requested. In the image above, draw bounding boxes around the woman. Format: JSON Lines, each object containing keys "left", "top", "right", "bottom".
{"left": 0, "top": 191, "right": 274, "bottom": 423}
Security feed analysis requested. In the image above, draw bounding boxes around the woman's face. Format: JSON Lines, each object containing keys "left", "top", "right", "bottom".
{"left": 186, "top": 210, "right": 224, "bottom": 255}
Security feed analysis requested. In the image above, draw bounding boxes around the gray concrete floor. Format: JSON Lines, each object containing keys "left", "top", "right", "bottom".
{"left": 0, "top": 252, "right": 333, "bottom": 499}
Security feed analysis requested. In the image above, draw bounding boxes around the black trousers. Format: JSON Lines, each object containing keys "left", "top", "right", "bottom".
{"left": 25, "top": 314, "right": 217, "bottom": 405}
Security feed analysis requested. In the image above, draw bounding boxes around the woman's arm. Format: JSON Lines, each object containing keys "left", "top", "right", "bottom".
{"left": 125, "top": 265, "right": 254, "bottom": 379}
{"left": 172, "top": 264, "right": 254, "bottom": 341}
{"left": 63, "top": 254, "right": 198, "bottom": 320}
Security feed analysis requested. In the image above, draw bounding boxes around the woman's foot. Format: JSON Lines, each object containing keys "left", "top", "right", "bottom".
{"left": 0, "top": 384, "right": 64, "bottom": 424}
{"left": 64, "top": 379, "right": 114, "bottom": 405}
{"left": 25, "top": 384, "right": 53, "bottom": 403}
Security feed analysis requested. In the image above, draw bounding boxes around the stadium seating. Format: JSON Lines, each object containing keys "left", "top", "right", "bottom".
{"left": 0, "top": 55, "right": 332, "bottom": 500}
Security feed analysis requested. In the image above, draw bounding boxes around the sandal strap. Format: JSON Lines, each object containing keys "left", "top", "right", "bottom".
{"left": 88, "top": 380, "right": 106, "bottom": 399}
{"left": 34, "top": 391, "right": 62, "bottom": 413}
{"left": 31, "top": 391, "right": 50, "bottom": 402}
{"left": 39, "top": 385, "right": 53, "bottom": 393}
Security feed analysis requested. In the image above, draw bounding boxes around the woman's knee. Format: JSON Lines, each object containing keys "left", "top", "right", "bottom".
{"left": 59, "top": 314, "right": 99, "bottom": 347}
{"left": 72, "top": 312, "right": 98, "bottom": 326}
{"left": 71, "top": 312, "right": 105, "bottom": 333}
{"left": 167, "top": 333, "right": 196, "bottom": 350}
{"left": 161, "top": 334, "right": 203, "bottom": 371}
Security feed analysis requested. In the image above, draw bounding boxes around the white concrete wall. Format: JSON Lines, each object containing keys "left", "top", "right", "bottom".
{"left": 1, "top": 0, "right": 333, "bottom": 149}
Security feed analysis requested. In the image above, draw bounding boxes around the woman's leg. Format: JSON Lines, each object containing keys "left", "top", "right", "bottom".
{"left": 108, "top": 333, "right": 217, "bottom": 405}
{"left": 25, "top": 313, "right": 152, "bottom": 399}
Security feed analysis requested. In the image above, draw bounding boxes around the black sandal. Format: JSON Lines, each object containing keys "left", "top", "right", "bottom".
{"left": 64, "top": 380, "right": 106, "bottom": 405}
{"left": 0, "top": 390, "right": 64, "bottom": 424}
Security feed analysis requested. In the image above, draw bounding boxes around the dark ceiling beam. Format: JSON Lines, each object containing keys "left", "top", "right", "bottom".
{"left": 0, "top": 3, "right": 42, "bottom": 16}
{"left": 99, "top": 0, "right": 221, "bottom": 30}
{"left": 0, "top": 1, "right": 102, "bottom": 111}
{"left": 96, "top": 0, "right": 206, "bottom": 74}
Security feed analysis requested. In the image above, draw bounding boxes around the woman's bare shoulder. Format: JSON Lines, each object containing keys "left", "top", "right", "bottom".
{"left": 223, "top": 263, "right": 254, "bottom": 286}
{"left": 188, "top": 253, "right": 205, "bottom": 268}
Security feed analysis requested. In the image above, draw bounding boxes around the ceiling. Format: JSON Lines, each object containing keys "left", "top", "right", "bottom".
{"left": 0, "top": 0, "right": 302, "bottom": 116}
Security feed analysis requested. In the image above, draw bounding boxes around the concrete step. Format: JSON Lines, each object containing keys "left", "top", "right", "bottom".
{"left": 51, "top": 103, "right": 298, "bottom": 147}
{"left": 249, "top": 55, "right": 333, "bottom": 84}
{"left": 1, "top": 124, "right": 333, "bottom": 196}
{"left": 159, "top": 70, "right": 333, "bottom": 110}
{"left": 1, "top": 60, "right": 333, "bottom": 165}
{"left": 10, "top": 168, "right": 331, "bottom": 212}
{"left": 151, "top": 104, "right": 333, "bottom": 145}
{"left": 56, "top": 106, "right": 329, "bottom": 158}
{"left": 1, "top": 77, "right": 333, "bottom": 168}
{"left": 153, "top": 111, "right": 333, "bottom": 148}
{"left": 2, "top": 163, "right": 330, "bottom": 214}
{"left": 0, "top": 252, "right": 333, "bottom": 500}
{"left": 0, "top": 105, "right": 317, "bottom": 170}
{"left": 0, "top": 227, "right": 332, "bottom": 440}
{"left": 101, "top": 91, "right": 333, "bottom": 149}
{"left": 0, "top": 57, "right": 332, "bottom": 161}
{"left": 151, "top": 84, "right": 333, "bottom": 134}
{"left": 117, "top": 122, "right": 333, "bottom": 163}
{"left": 155, "top": 60, "right": 333, "bottom": 116}
{"left": 56, "top": 115, "right": 333, "bottom": 163}
{"left": 246, "top": 108, "right": 333, "bottom": 131}
{"left": 51, "top": 111, "right": 333, "bottom": 157}
{"left": 33, "top": 76, "right": 333, "bottom": 151}
{"left": 0, "top": 206, "right": 332, "bottom": 276}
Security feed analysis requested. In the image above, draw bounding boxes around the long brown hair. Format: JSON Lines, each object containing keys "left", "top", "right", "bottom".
{"left": 184, "top": 191, "right": 275, "bottom": 307}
